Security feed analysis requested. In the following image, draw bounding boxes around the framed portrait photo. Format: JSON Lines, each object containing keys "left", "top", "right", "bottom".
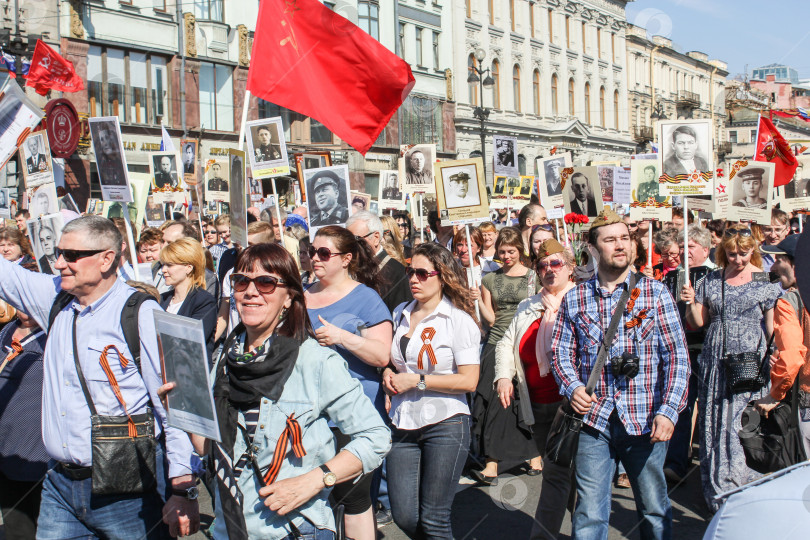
{"left": 350, "top": 191, "right": 372, "bottom": 215}
{"left": 294, "top": 152, "right": 332, "bottom": 203}
{"left": 88, "top": 116, "right": 132, "bottom": 202}
{"left": 629, "top": 159, "right": 672, "bottom": 222}
{"left": 493, "top": 135, "right": 519, "bottom": 177}
{"left": 562, "top": 166, "right": 604, "bottom": 222}
{"left": 26, "top": 212, "right": 63, "bottom": 275}
{"left": 180, "top": 139, "right": 198, "bottom": 185}
{"left": 26, "top": 182, "right": 58, "bottom": 217}
{"left": 204, "top": 159, "right": 230, "bottom": 202}
{"left": 20, "top": 131, "right": 54, "bottom": 188}
{"left": 536, "top": 152, "right": 571, "bottom": 209}
{"left": 658, "top": 119, "right": 713, "bottom": 197}
{"left": 378, "top": 169, "right": 404, "bottom": 209}
{"left": 246, "top": 117, "right": 290, "bottom": 178}
{"left": 148, "top": 151, "right": 183, "bottom": 202}
{"left": 727, "top": 161, "right": 775, "bottom": 224}
{"left": 399, "top": 144, "right": 436, "bottom": 194}
{"left": 434, "top": 158, "right": 488, "bottom": 225}
{"left": 304, "top": 164, "right": 351, "bottom": 239}
{"left": 779, "top": 155, "right": 810, "bottom": 212}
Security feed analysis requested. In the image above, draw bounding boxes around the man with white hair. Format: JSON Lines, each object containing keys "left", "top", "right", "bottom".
{"left": 346, "top": 210, "right": 411, "bottom": 313}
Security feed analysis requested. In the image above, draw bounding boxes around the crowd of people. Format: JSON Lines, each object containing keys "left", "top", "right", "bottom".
{"left": 0, "top": 194, "right": 807, "bottom": 540}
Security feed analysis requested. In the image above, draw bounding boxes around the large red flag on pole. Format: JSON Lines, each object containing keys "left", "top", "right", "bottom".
{"left": 25, "top": 40, "right": 84, "bottom": 95}
{"left": 247, "top": 0, "right": 415, "bottom": 155}
{"left": 753, "top": 115, "right": 798, "bottom": 187}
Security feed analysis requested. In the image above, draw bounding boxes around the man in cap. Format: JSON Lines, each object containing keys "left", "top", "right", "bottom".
{"left": 207, "top": 162, "right": 228, "bottom": 192}
{"left": 551, "top": 207, "right": 689, "bottom": 539}
{"left": 637, "top": 164, "right": 666, "bottom": 204}
{"left": 445, "top": 171, "right": 475, "bottom": 208}
{"left": 544, "top": 159, "right": 564, "bottom": 197}
{"left": 309, "top": 171, "right": 348, "bottom": 227}
{"left": 733, "top": 167, "right": 768, "bottom": 208}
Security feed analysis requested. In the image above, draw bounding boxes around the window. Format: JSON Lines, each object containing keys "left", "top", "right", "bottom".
{"left": 310, "top": 119, "right": 332, "bottom": 144}
{"left": 401, "top": 95, "right": 444, "bottom": 151}
{"left": 468, "top": 54, "right": 478, "bottom": 106}
{"left": 358, "top": 1, "right": 379, "bottom": 41}
{"left": 568, "top": 78, "right": 575, "bottom": 116}
{"left": 596, "top": 27, "right": 601, "bottom": 58}
{"left": 530, "top": 3, "right": 535, "bottom": 37}
{"left": 432, "top": 32, "right": 440, "bottom": 69}
{"left": 415, "top": 28, "right": 423, "bottom": 66}
{"left": 729, "top": 130, "right": 738, "bottom": 144}
{"left": 489, "top": 0, "right": 494, "bottom": 25}
{"left": 399, "top": 23, "right": 406, "bottom": 58}
{"left": 513, "top": 64, "right": 521, "bottom": 112}
{"left": 86, "top": 45, "right": 167, "bottom": 125}
{"left": 193, "top": 0, "right": 223, "bottom": 22}
{"left": 492, "top": 60, "right": 500, "bottom": 109}
{"left": 199, "top": 62, "right": 234, "bottom": 132}
{"left": 533, "top": 69, "right": 541, "bottom": 115}
{"left": 465, "top": 0, "right": 471, "bottom": 18}
{"left": 613, "top": 90, "right": 619, "bottom": 129}
{"left": 510, "top": 0, "right": 515, "bottom": 32}
{"left": 584, "top": 82, "right": 590, "bottom": 124}
{"left": 565, "top": 15, "right": 570, "bottom": 48}
{"left": 548, "top": 9, "right": 553, "bottom": 43}
{"left": 551, "top": 74, "right": 558, "bottom": 116}
{"left": 257, "top": 100, "right": 292, "bottom": 142}
{"left": 153, "top": 0, "right": 167, "bottom": 11}
{"left": 599, "top": 86, "right": 605, "bottom": 127}
{"left": 750, "top": 129, "right": 758, "bottom": 141}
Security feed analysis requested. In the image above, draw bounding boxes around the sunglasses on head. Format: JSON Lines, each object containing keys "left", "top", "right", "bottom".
{"left": 406, "top": 267, "right": 439, "bottom": 282}
{"left": 537, "top": 259, "right": 565, "bottom": 271}
{"left": 308, "top": 246, "right": 347, "bottom": 260}
{"left": 532, "top": 224, "right": 554, "bottom": 233}
{"left": 724, "top": 228, "right": 753, "bottom": 238}
{"left": 55, "top": 248, "right": 107, "bottom": 263}
{"left": 230, "top": 273, "right": 286, "bottom": 294}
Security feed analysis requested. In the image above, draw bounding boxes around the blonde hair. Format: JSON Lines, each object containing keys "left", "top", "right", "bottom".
{"left": 159, "top": 237, "right": 207, "bottom": 289}
{"left": 247, "top": 221, "right": 274, "bottom": 244}
{"left": 380, "top": 215, "right": 406, "bottom": 264}
{"left": 478, "top": 221, "right": 497, "bottom": 234}
{"left": 715, "top": 225, "right": 762, "bottom": 269}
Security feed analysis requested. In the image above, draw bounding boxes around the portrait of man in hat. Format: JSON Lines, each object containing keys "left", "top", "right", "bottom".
{"left": 662, "top": 124, "right": 710, "bottom": 177}
{"left": 733, "top": 167, "right": 768, "bottom": 208}
{"left": 543, "top": 158, "right": 564, "bottom": 197}
{"left": 442, "top": 167, "right": 480, "bottom": 209}
{"left": 308, "top": 169, "right": 349, "bottom": 227}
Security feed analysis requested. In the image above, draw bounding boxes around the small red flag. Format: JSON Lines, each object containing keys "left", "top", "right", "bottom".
{"left": 247, "top": 0, "right": 414, "bottom": 155}
{"left": 754, "top": 116, "right": 798, "bottom": 187}
{"left": 25, "top": 40, "right": 85, "bottom": 96}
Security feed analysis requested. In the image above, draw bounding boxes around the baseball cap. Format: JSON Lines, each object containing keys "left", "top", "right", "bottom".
{"left": 760, "top": 234, "right": 799, "bottom": 258}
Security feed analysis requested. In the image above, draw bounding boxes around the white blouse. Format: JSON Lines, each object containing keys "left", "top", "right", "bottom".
{"left": 389, "top": 296, "right": 480, "bottom": 430}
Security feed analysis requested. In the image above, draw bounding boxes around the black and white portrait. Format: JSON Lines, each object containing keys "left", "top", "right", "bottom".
{"left": 304, "top": 165, "right": 351, "bottom": 234}
{"left": 27, "top": 183, "right": 58, "bottom": 217}
{"left": 27, "top": 213, "right": 63, "bottom": 275}
{"left": 781, "top": 156, "right": 810, "bottom": 211}
{"left": 145, "top": 197, "right": 165, "bottom": 223}
{"left": 441, "top": 165, "right": 481, "bottom": 209}
{"left": 493, "top": 176, "right": 506, "bottom": 196}
{"left": 181, "top": 140, "right": 197, "bottom": 178}
{"left": 659, "top": 120, "right": 712, "bottom": 177}
{"left": 89, "top": 117, "right": 131, "bottom": 201}
{"left": 351, "top": 192, "right": 371, "bottom": 214}
{"left": 519, "top": 176, "right": 532, "bottom": 197}
{"left": 632, "top": 162, "right": 667, "bottom": 204}
{"left": 536, "top": 153, "right": 571, "bottom": 209}
{"left": 563, "top": 167, "right": 603, "bottom": 218}
{"left": 400, "top": 144, "right": 436, "bottom": 190}
{"left": 21, "top": 132, "right": 53, "bottom": 188}
{"left": 379, "top": 170, "right": 403, "bottom": 204}
{"left": 728, "top": 162, "right": 774, "bottom": 224}
{"left": 493, "top": 136, "right": 519, "bottom": 177}
{"left": 150, "top": 153, "right": 180, "bottom": 190}
{"left": 229, "top": 150, "right": 248, "bottom": 248}
{"left": 206, "top": 200, "right": 219, "bottom": 215}
{"left": 246, "top": 117, "right": 289, "bottom": 176}
{"left": 205, "top": 160, "right": 229, "bottom": 201}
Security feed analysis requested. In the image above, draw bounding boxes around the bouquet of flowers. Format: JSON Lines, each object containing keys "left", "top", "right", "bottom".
{"left": 564, "top": 212, "right": 590, "bottom": 266}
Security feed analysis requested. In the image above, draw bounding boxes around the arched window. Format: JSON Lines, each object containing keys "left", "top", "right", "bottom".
{"left": 568, "top": 78, "right": 575, "bottom": 116}
{"left": 613, "top": 90, "right": 620, "bottom": 129}
{"left": 551, "top": 74, "right": 558, "bottom": 116}
{"left": 468, "top": 54, "right": 478, "bottom": 106}
{"left": 599, "top": 86, "right": 606, "bottom": 128}
{"left": 533, "top": 69, "right": 541, "bottom": 115}
{"left": 584, "top": 82, "right": 591, "bottom": 124}
{"left": 492, "top": 60, "right": 500, "bottom": 109}
{"left": 513, "top": 64, "right": 521, "bottom": 112}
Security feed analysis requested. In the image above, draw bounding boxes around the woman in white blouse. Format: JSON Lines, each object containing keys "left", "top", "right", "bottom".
{"left": 382, "top": 242, "right": 480, "bottom": 539}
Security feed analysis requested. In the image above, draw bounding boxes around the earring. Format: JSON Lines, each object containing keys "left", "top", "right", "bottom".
{"left": 278, "top": 307, "right": 288, "bottom": 321}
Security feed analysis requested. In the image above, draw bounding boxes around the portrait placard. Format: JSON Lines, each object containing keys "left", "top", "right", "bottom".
{"left": 779, "top": 155, "right": 810, "bottom": 212}
{"left": 154, "top": 311, "right": 220, "bottom": 442}
{"left": 512, "top": 175, "right": 534, "bottom": 202}
{"left": 294, "top": 152, "right": 332, "bottom": 202}
{"left": 629, "top": 159, "right": 672, "bottom": 222}
{"left": 20, "top": 131, "right": 54, "bottom": 188}
{"left": 562, "top": 167, "right": 604, "bottom": 221}
{"left": 204, "top": 159, "right": 229, "bottom": 202}
{"left": 58, "top": 193, "right": 80, "bottom": 214}
{"left": 536, "top": 152, "right": 571, "bottom": 209}
{"left": 0, "top": 81, "right": 46, "bottom": 171}
{"left": 378, "top": 170, "right": 405, "bottom": 209}
{"left": 26, "top": 212, "right": 63, "bottom": 275}
{"left": 304, "top": 164, "right": 351, "bottom": 239}
{"left": 0, "top": 187, "right": 10, "bottom": 218}
{"left": 727, "top": 161, "right": 775, "bottom": 224}
{"left": 145, "top": 196, "right": 165, "bottom": 226}
{"left": 658, "top": 119, "right": 713, "bottom": 197}
{"left": 613, "top": 167, "right": 632, "bottom": 204}
{"left": 148, "top": 151, "right": 184, "bottom": 203}
{"left": 26, "top": 182, "right": 58, "bottom": 217}
{"left": 245, "top": 117, "right": 290, "bottom": 178}
{"left": 493, "top": 135, "right": 519, "bottom": 177}
{"left": 435, "top": 158, "right": 488, "bottom": 225}
{"left": 103, "top": 173, "right": 151, "bottom": 236}
{"left": 400, "top": 144, "right": 436, "bottom": 194}
{"left": 350, "top": 191, "right": 372, "bottom": 214}
{"left": 88, "top": 116, "right": 132, "bottom": 202}
{"left": 229, "top": 149, "right": 248, "bottom": 248}
{"left": 492, "top": 176, "right": 507, "bottom": 199}
{"left": 597, "top": 166, "right": 615, "bottom": 203}
{"left": 180, "top": 139, "right": 198, "bottom": 185}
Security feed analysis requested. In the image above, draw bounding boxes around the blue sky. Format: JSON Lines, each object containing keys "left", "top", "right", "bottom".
{"left": 626, "top": 0, "right": 810, "bottom": 80}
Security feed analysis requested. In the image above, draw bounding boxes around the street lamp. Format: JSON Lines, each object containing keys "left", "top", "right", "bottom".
{"left": 467, "top": 47, "right": 495, "bottom": 181}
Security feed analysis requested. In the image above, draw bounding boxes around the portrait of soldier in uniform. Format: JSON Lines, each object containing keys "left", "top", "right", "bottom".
{"left": 732, "top": 167, "right": 768, "bottom": 209}
{"left": 207, "top": 162, "right": 229, "bottom": 192}
{"left": 90, "top": 120, "right": 128, "bottom": 187}
{"left": 636, "top": 164, "right": 666, "bottom": 204}
{"left": 153, "top": 155, "right": 179, "bottom": 190}
{"left": 307, "top": 169, "right": 350, "bottom": 227}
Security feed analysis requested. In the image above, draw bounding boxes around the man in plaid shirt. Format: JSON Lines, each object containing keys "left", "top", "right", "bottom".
{"left": 551, "top": 208, "right": 689, "bottom": 540}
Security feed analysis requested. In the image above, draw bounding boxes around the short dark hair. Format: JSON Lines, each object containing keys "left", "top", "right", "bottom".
{"left": 518, "top": 203, "right": 543, "bottom": 229}
{"left": 588, "top": 221, "right": 630, "bottom": 245}
{"left": 671, "top": 125, "right": 697, "bottom": 143}
{"left": 15, "top": 209, "right": 30, "bottom": 219}
{"left": 706, "top": 219, "right": 725, "bottom": 236}
{"left": 644, "top": 165, "right": 656, "bottom": 175}
{"left": 257, "top": 125, "right": 272, "bottom": 135}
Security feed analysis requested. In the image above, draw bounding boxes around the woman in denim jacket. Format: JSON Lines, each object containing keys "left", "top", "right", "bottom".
{"left": 162, "top": 244, "right": 391, "bottom": 540}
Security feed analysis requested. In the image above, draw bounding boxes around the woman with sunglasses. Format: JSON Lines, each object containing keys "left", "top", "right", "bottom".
{"left": 681, "top": 224, "right": 783, "bottom": 512}
{"left": 495, "top": 239, "right": 576, "bottom": 536}
{"left": 394, "top": 213, "right": 413, "bottom": 253}
{"left": 472, "top": 227, "right": 541, "bottom": 485}
{"left": 528, "top": 223, "right": 555, "bottom": 262}
{"left": 382, "top": 242, "right": 479, "bottom": 539}
{"left": 161, "top": 243, "right": 390, "bottom": 539}
{"left": 202, "top": 218, "right": 220, "bottom": 249}
{"left": 304, "top": 226, "right": 393, "bottom": 540}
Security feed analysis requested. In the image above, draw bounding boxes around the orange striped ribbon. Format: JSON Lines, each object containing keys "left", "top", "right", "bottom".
{"left": 263, "top": 414, "right": 307, "bottom": 485}
{"left": 625, "top": 309, "right": 649, "bottom": 329}
{"left": 99, "top": 345, "right": 137, "bottom": 437}
{"left": 417, "top": 328, "right": 438, "bottom": 370}
{"left": 0, "top": 340, "right": 23, "bottom": 374}
{"left": 625, "top": 288, "right": 641, "bottom": 313}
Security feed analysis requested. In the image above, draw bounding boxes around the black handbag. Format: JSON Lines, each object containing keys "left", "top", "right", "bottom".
{"left": 721, "top": 271, "right": 774, "bottom": 395}
{"left": 71, "top": 312, "right": 157, "bottom": 496}
{"left": 545, "top": 273, "right": 639, "bottom": 469}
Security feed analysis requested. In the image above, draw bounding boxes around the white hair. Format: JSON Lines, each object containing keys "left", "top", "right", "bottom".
{"left": 345, "top": 210, "right": 383, "bottom": 235}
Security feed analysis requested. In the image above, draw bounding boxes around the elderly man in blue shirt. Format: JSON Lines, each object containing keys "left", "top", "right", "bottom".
{"left": 0, "top": 215, "right": 199, "bottom": 539}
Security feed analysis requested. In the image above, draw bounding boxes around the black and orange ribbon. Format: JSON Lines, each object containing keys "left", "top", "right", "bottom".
{"left": 417, "top": 328, "right": 438, "bottom": 370}
{"left": 625, "top": 309, "right": 649, "bottom": 329}
{"left": 263, "top": 414, "right": 307, "bottom": 485}
{"left": 625, "top": 288, "right": 641, "bottom": 313}
{"left": 99, "top": 345, "right": 138, "bottom": 437}
{"left": 0, "top": 340, "right": 23, "bottom": 374}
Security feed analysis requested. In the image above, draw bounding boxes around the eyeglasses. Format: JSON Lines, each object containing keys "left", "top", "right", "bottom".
{"left": 354, "top": 231, "right": 374, "bottom": 241}
{"left": 625, "top": 221, "right": 639, "bottom": 229}
{"left": 230, "top": 273, "right": 287, "bottom": 294}
{"left": 205, "top": 229, "right": 217, "bottom": 235}
{"left": 55, "top": 248, "right": 108, "bottom": 263}
{"left": 308, "top": 246, "right": 347, "bottom": 260}
{"left": 724, "top": 228, "right": 753, "bottom": 238}
{"left": 537, "top": 259, "right": 565, "bottom": 271}
{"left": 398, "top": 223, "right": 408, "bottom": 229}
{"left": 532, "top": 224, "right": 554, "bottom": 233}
{"left": 405, "top": 267, "right": 439, "bottom": 282}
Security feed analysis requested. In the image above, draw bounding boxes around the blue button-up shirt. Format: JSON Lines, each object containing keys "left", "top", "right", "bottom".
{"left": 0, "top": 256, "right": 194, "bottom": 478}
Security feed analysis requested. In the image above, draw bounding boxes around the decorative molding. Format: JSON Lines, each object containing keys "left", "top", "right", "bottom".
{"left": 184, "top": 13, "right": 197, "bottom": 57}
{"left": 237, "top": 25, "right": 250, "bottom": 66}
{"left": 564, "top": 2, "right": 579, "bottom": 14}
{"left": 445, "top": 69, "right": 454, "bottom": 102}
{"left": 69, "top": 0, "right": 84, "bottom": 39}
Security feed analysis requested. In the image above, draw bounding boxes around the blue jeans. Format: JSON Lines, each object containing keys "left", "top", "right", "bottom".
{"left": 573, "top": 413, "right": 671, "bottom": 540}
{"left": 281, "top": 520, "right": 335, "bottom": 540}
{"left": 387, "top": 414, "right": 470, "bottom": 539}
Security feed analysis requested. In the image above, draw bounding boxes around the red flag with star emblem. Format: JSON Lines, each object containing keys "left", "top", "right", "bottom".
{"left": 247, "top": 0, "right": 414, "bottom": 155}
{"left": 754, "top": 116, "right": 797, "bottom": 187}
{"left": 25, "top": 40, "right": 84, "bottom": 95}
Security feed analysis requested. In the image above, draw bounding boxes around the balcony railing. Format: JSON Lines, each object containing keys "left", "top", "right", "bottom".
{"left": 677, "top": 90, "right": 700, "bottom": 108}
{"left": 633, "top": 125, "right": 654, "bottom": 142}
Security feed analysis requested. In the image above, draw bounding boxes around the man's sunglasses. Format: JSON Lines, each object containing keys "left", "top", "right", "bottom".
{"left": 308, "top": 246, "right": 347, "bottom": 260}
{"left": 204, "top": 229, "right": 217, "bottom": 235}
{"left": 724, "top": 228, "right": 753, "bottom": 238}
{"left": 230, "top": 273, "right": 286, "bottom": 294}
{"left": 406, "top": 267, "right": 439, "bottom": 282}
{"left": 354, "top": 231, "right": 374, "bottom": 241}
{"left": 532, "top": 224, "right": 554, "bottom": 233}
{"left": 55, "top": 248, "right": 107, "bottom": 263}
{"left": 625, "top": 222, "right": 639, "bottom": 229}
{"left": 537, "top": 259, "right": 565, "bottom": 271}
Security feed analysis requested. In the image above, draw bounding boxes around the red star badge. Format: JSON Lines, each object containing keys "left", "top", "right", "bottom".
{"left": 717, "top": 185, "right": 726, "bottom": 194}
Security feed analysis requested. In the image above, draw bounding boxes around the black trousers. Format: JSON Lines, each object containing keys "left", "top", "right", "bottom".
{"left": 0, "top": 470, "right": 43, "bottom": 540}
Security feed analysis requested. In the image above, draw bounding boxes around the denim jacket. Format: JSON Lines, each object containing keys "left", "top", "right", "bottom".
{"left": 211, "top": 338, "right": 391, "bottom": 540}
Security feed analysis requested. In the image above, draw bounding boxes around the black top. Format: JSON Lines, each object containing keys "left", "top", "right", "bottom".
{"left": 160, "top": 287, "right": 219, "bottom": 366}
{"left": 378, "top": 252, "right": 412, "bottom": 314}
{"left": 399, "top": 335, "right": 411, "bottom": 360}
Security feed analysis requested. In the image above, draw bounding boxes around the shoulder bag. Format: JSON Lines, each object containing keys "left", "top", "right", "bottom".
{"left": 545, "top": 273, "right": 639, "bottom": 469}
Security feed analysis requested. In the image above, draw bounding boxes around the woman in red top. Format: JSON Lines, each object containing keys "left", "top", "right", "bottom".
{"left": 493, "top": 238, "right": 576, "bottom": 540}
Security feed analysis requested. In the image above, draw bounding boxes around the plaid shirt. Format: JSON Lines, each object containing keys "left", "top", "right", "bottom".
{"left": 551, "top": 272, "right": 689, "bottom": 435}
{"left": 208, "top": 242, "right": 229, "bottom": 264}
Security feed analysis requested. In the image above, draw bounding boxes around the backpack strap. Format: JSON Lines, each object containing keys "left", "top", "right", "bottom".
{"left": 783, "top": 290, "right": 804, "bottom": 319}
{"left": 119, "top": 291, "right": 156, "bottom": 374}
{"left": 48, "top": 290, "right": 76, "bottom": 332}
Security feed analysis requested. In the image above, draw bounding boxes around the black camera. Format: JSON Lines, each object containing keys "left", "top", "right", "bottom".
{"left": 611, "top": 352, "right": 640, "bottom": 379}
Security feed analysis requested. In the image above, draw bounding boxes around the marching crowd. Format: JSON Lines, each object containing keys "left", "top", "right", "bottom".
{"left": 0, "top": 197, "right": 807, "bottom": 540}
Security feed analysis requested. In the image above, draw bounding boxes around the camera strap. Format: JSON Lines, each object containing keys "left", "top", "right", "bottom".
{"left": 584, "top": 273, "right": 639, "bottom": 395}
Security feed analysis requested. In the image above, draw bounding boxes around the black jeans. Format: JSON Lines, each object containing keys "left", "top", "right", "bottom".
{"left": 0, "top": 470, "right": 43, "bottom": 540}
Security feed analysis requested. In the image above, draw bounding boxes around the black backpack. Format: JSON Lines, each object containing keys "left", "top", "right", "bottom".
{"left": 47, "top": 290, "right": 154, "bottom": 373}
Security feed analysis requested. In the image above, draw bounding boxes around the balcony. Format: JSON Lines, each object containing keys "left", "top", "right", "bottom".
{"left": 717, "top": 141, "right": 733, "bottom": 157}
{"left": 677, "top": 90, "right": 700, "bottom": 108}
{"left": 633, "top": 125, "right": 654, "bottom": 142}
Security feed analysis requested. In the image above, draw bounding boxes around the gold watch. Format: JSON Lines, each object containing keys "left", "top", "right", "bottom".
{"left": 319, "top": 464, "right": 337, "bottom": 487}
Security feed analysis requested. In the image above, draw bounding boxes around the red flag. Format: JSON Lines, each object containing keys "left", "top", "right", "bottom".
{"left": 25, "top": 40, "right": 85, "bottom": 96}
{"left": 753, "top": 116, "right": 798, "bottom": 187}
{"left": 247, "top": 0, "right": 414, "bottom": 155}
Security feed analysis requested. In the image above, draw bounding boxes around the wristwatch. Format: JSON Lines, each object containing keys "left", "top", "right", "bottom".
{"left": 320, "top": 464, "right": 337, "bottom": 487}
{"left": 172, "top": 486, "right": 199, "bottom": 500}
{"left": 417, "top": 374, "right": 427, "bottom": 391}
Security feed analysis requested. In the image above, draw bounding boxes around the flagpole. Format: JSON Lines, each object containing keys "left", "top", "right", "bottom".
{"left": 419, "top": 193, "right": 424, "bottom": 243}
{"left": 464, "top": 224, "right": 480, "bottom": 320}
{"left": 272, "top": 178, "right": 283, "bottom": 245}
{"left": 122, "top": 210, "right": 140, "bottom": 281}
{"left": 647, "top": 221, "right": 653, "bottom": 268}
{"left": 683, "top": 198, "right": 690, "bottom": 304}
{"left": 238, "top": 89, "right": 251, "bottom": 152}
